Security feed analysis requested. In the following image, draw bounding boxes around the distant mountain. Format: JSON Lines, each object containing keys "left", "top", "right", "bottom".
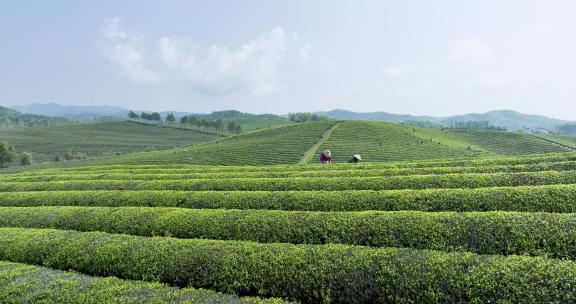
{"left": 12, "top": 104, "right": 288, "bottom": 122}
{"left": 0, "top": 106, "right": 71, "bottom": 128}
{"left": 318, "top": 109, "right": 572, "bottom": 132}
{"left": 12, "top": 103, "right": 129, "bottom": 121}
{"left": 203, "top": 110, "right": 286, "bottom": 121}
{"left": 316, "top": 109, "right": 440, "bottom": 123}
{"left": 442, "top": 110, "right": 570, "bottom": 132}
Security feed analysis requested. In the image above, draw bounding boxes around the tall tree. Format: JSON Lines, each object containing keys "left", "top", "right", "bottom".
{"left": 128, "top": 110, "right": 139, "bottom": 120}
{"left": 0, "top": 142, "right": 17, "bottom": 168}
{"left": 227, "top": 121, "right": 236, "bottom": 134}
{"left": 20, "top": 152, "right": 33, "bottom": 166}
{"left": 166, "top": 113, "right": 176, "bottom": 124}
{"left": 214, "top": 119, "right": 223, "bottom": 133}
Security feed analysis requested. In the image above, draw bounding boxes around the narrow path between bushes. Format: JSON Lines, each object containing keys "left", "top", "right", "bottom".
{"left": 299, "top": 122, "right": 342, "bottom": 164}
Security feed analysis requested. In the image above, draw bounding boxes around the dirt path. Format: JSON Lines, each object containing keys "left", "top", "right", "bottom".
{"left": 298, "top": 122, "right": 342, "bottom": 164}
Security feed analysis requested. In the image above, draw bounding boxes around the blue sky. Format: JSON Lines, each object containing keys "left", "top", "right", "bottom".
{"left": 2, "top": 0, "right": 576, "bottom": 118}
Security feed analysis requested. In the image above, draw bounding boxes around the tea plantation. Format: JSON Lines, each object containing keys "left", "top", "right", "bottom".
{"left": 0, "top": 121, "right": 219, "bottom": 165}
{"left": 3, "top": 151, "right": 576, "bottom": 302}
{"left": 97, "top": 120, "right": 575, "bottom": 166}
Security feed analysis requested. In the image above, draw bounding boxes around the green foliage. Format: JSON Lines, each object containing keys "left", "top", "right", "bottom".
{"left": 555, "top": 123, "right": 576, "bottom": 135}
{"left": 2, "top": 170, "right": 576, "bottom": 192}
{"left": 318, "top": 121, "right": 482, "bottom": 163}
{"left": 288, "top": 112, "right": 332, "bottom": 123}
{"left": 0, "top": 228, "right": 576, "bottom": 303}
{"left": 140, "top": 112, "right": 162, "bottom": 122}
{"left": 2, "top": 184, "right": 576, "bottom": 212}
{"left": 28, "top": 151, "right": 576, "bottom": 172}
{"left": 4, "top": 150, "right": 576, "bottom": 302}
{"left": 446, "top": 120, "right": 506, "bottom": 131}
{"left": 0, "top": 261, "right": 284, "bottom": 303}
{"left": 0, "top": 142, "right": 17, "bottom": 168}
{"left": 127, "top": 110, "right": 140, "bottom": 120}
{"left": 19, "top": 152, "right": 32, "bottom": 166}
{"left": 402, "top": 120, "right": 442, "bottom": 129}
{"left": 0, "top": 105, "right": 71, "bottom": 128}
{"left": 442, "top": 130, "right": 570, "bottom": 155}
{"left": 0, "top": 121, "right": 218, "bottom": 164}
{"left": 165, "top": 113, "right": 176, "bottom": 123}
{"left": 105, "top": 121, "right": 336, "bottom": 166}
{"left": 2, "top": 207, "right": 576, "bottom": 259}
{"left": 4, "top": 159, "right": 576, "bottom": 183}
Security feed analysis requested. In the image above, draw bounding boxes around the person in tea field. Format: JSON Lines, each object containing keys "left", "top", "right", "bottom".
{"left": 348, "top": 154, "right": 362, "bottom": 163}
{"left": 320, "top": 150, "right": 332, "bottom": 164}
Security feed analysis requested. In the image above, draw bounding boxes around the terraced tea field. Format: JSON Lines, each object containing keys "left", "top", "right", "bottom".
{"left": 90, "top": 120, "right": 574, "bottom": 167}
{"left": 0, "top": 121, "right": 219, "bottom": 165}
{"left": 3, "top": 152, "right": 576, "bottom": 302}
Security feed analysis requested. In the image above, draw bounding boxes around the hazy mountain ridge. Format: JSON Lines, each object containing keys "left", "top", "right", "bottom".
{"left": 8, "top": 103, "right": 572, "bottom": 132}
{"left": 11, "top": 104, "right": 287, "bottom": 121}
{"left": 318, "top": 109, "right": 572, "bottom": 132}
{"left": 0, "top": 106, "right": 71, "bottom": 128}
{"left": 12, "top": 103, "right": 129, "bottom": 121}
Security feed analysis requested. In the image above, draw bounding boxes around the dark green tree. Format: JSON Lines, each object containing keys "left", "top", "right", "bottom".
{"left": 0, "top": 141, "right": 17, "bottom": 168}
{"left": 166, "top": 113, "right": 176, "bottom": 124}
{"left": 128, "top": 110, "right": 139, "bottom": 120}
{"left": 20, "top": 152, "right": 33, "bottom": 166}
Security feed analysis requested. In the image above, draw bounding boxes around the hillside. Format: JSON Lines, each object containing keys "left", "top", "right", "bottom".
{"left": 0, "top": 105, "right": 71, "bottom": 128}
{"left": 319, "top": 109, "right": 571, "bottom": 131}
{"left": 86, "top": 120, "right": 574, "bottom": 166}
{"left": 11, "top": 103, "right": 129, "bottom": 121}
{"left": 13, "top": 104, "right": 291, "bottom": 130}
{"left": 201, "top": 110, "right": 291, "bottom": 131}
{"left": 444, "top": 110, "right": 569, "bottom": 132}
{"left": 112, "top": 121, "right": 335, "bottom": 165}
{"left": 3, "top": 153, "right": 576, "bottom": 302}
{"left": 0, "top": 121, "right": 219, "bottom": 165}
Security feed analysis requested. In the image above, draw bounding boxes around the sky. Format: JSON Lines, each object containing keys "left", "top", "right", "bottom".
{"left": 1, "top": 0, "right": 576, "bottom": 119}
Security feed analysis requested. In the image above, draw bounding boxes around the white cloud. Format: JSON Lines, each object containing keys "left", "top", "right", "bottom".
{"left": 448, "top": 38, "right": 494, "bottom": 64}
{"left": 383, "top": 65, "right": 409, "bottom": 78}
{"left": 101, "top": 19, "right": 293, "bottom": 96}
{"left": 299, "top": 45, "right": 312, "bottom": 63}
{"left": 184, "top": 26, "right": 288, "bottom": 96}
{"left": 101, "top": 18, "right": 159, "bottom": 83}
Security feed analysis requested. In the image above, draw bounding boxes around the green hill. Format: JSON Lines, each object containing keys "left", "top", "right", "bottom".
{"left": 3, "top": 153, "right": 576, "bottom": 302}
{"left": 0, "top": 121, "right": 219, "bottom": 165}
{"left": 93, "top": 120, "right": 574, "bottom": 166}
{"left": 0, "top": 105, "right": 71, "bottom": 128}
{"left": 112, "top": 121, "right": 335, "bottom": 165}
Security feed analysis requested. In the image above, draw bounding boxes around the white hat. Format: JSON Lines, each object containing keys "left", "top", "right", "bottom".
{"left": 323, "top": 150, "right": 331, "bottom": 157}
{"left": 353, "top": 154, "right": 362, "bottom": 160}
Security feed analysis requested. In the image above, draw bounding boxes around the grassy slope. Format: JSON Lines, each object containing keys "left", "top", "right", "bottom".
{"left": 171, "top": 118, "right": 292, "bottom": 134}
{"left": 316, "top": 121, "right": 572, "bottom": 163}
{"left": 0, "top": 121, "right": 219, "bottom": 164}
{"left": 108, "top": 121, "right": 337, "bottom": 165}
{"left": 2, "top": 151, "right": 576, "bottom": 302}
{"left": 441, "top": 130, "right": 572, "bottom": 155}
{"left": 317, "top": 121, "right": 480, "bottom": 163}
{"left": 4, "top": 120, "right": 573, "bottom": 170}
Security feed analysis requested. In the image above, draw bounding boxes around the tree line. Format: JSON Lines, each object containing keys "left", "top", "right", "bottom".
{"left": 445, "top": 121, "right": 506, "bottom": 131}
{"left": 128, "top": 111, "right": 242, "bottom": 135}
{"left": 288, "top": 112, "right": 333, "bottom": 123}
{"left": 180, "top": 115, "right": 241, "bottom": 134}
{"left": 128, "top": 111, "right": 169, "bottom": 123}
{"left": 0, "top": 142, "right": 32, "bottom": 168}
